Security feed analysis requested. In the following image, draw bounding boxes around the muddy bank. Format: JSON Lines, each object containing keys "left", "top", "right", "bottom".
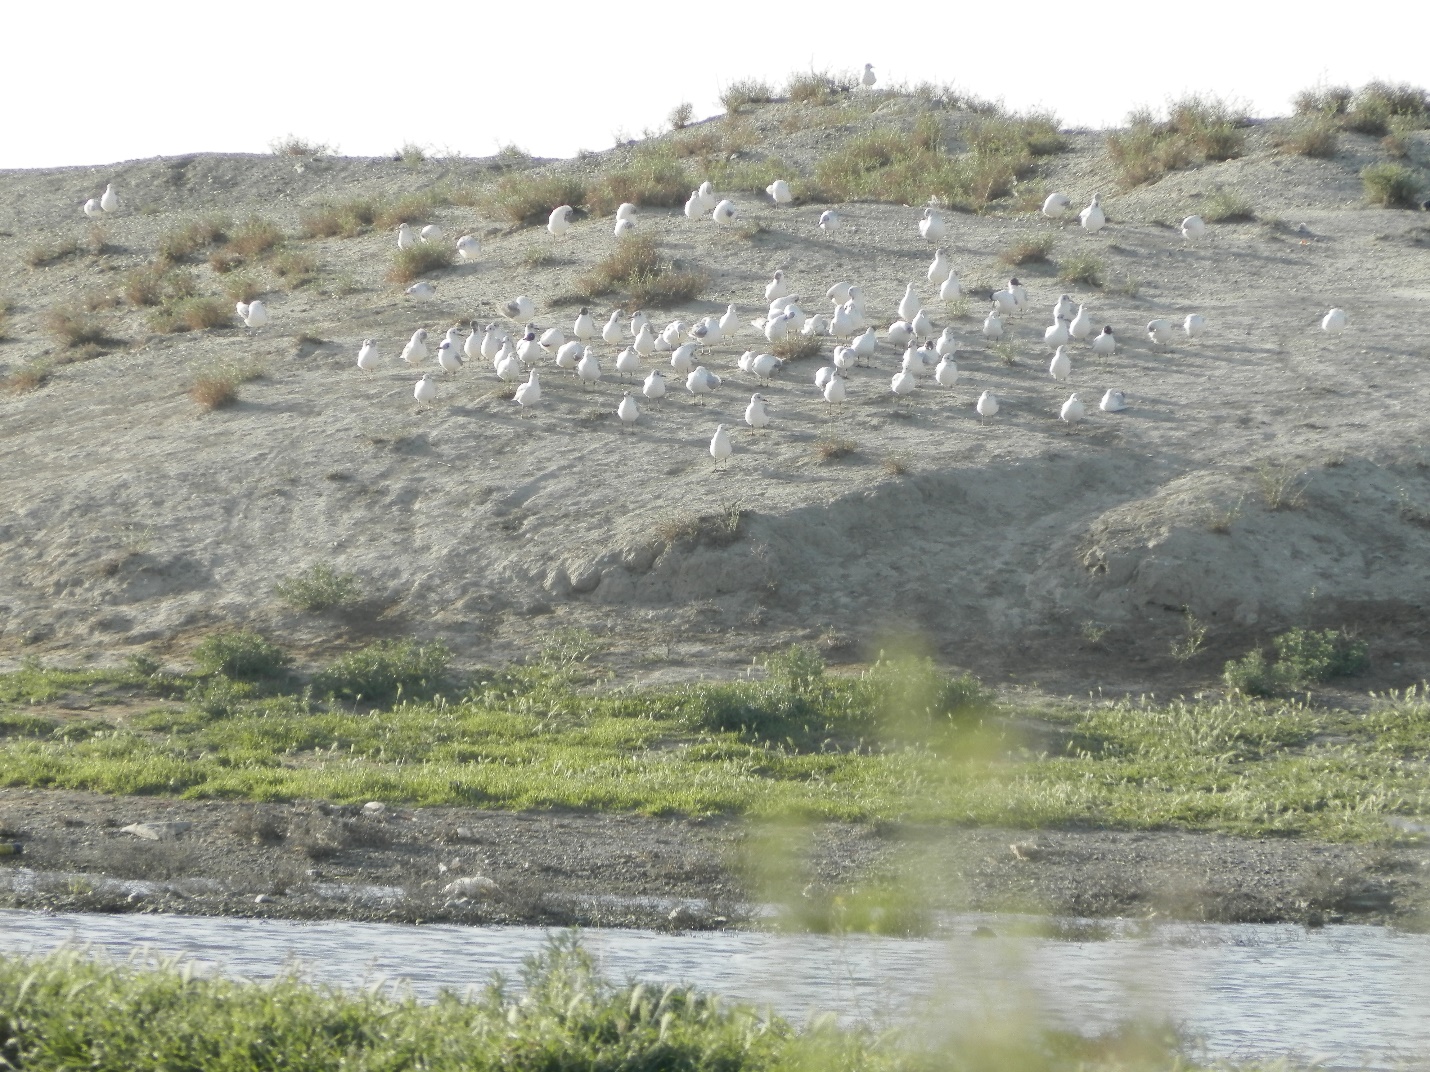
{"left": 1, "top": 789, "right": 1425, "bottom": 930}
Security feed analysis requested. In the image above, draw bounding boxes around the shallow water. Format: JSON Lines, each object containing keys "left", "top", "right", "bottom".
{"left": 0, "top": 909, "right": 1427, "bottom": 1068}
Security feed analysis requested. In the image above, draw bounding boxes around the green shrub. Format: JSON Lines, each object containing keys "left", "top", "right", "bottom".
{"left": 1224, "top": 627, "right": 1367, "bottom": 695}
{"left": 481, "top": 174, "right": 587, "bottom": 227}
{"left": 313, "top": 639, "right": 451, "bottom": 704}
{"left": 720, "top": 78, "right": 774, "bottom": 113}
{"left": 192, "top": 630, "right": 291, "bottom": 681}
{"left": 1362, "top": 162, "right": 1420, "bottom": 208}
{"left": 764, "top": 643, "right": 825, "bottom": 693}
{"left": 274, "top": 562, "right": 362, "bottom": 611}
{"left": 860, "top": 655, "right": 986, "bottom": 730}
{"left": 1222, "top": 650, "right": 1283, "bottom": 697}
{"left": 1106, "top": 96, "right": 1247, "bottom": 187}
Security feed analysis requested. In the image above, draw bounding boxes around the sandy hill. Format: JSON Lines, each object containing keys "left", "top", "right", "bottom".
{"left": 1, "top": 91, "right": 1428, "bottom": 691}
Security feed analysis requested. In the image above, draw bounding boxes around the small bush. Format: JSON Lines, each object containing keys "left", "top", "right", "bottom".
{"left": 1222, "top": 650, "right": 1281, "bottom": 697}
{"left": 228, "top": 216, "right": 284, "bottom": 259}
{"left": 627, "top": 268, "right": 705, "bottom": 307}
{"left": 999, "top": 235, "right": 1054, "bottom": 266}
{"left": 42, "top": 305, "right": 109, "bottom": 348}
{"left": 771, "top": 334, "right": 820, "bottom": 361}
{"left": 1203, "top": 188, "right": 1255, "bottom": 222}
{"left": 721, "top": 78, "right": 774, "bottom": 113}
{"left": 481, "top": 174, "right": 587, "bottom": 227}
{"left": 273, "top": 249, "right": 318, "bottom": 287}
{"left": 301, "top": 197, "right": 383, "bottom": 238}
{"left": 764, "top": 643, "right": 825, "bottom": 692}
{"left": 1363, "top": 162, "right": 1420, "bottom": 208}
{"left": 1381, "top": 117, "right": 1417, "bottom": 158}
{"left": 1294, "top": 84, "right": 1353, "bottom": 117}
{"left": 860, "top": 654, "right": 986, "bottom": 732}
{"left": 177, "top": 297, "right": 231, "bottom": 331}
{"left": 156, "top": 216, "right": 229, "bottom": 263}
{"left": 274, "top": 562, "right": 362, "bottom": 611}
{"left": 189, "top": 371, "right": 239, "bottom": 409}
{"left": 1107, "top": 96, "right": 1246, "bottom": 187}
{"left": 1277, "top": 117, "right": 1340, "bottom": 158}
{"left": 396, "top": 142, "right": 426, "bottom": 166}
{"left": 814, "top": 436, "right": 857, "bottom": 463}
{"left": 387, "top": 243, "right": 451, "bottom": 285}
{"left": 223, "top": 273, "right": 263, "bottom": 303}
{"left": 193, "top": 630, "right": 291, "bottom": 681}
{"left": 1058, "top": 253, "right": 1103, "bottom": 287}
{"left": 667, "top": 102, "right": 694, "bottom": 130}
{"left": 653, "top": 502, "right": 746, "bottom": 549}
{"left": 587, "top": 149, "right": 690, "bottom": 214}
{"left": 270, "top": 135, "right": 329, "bottom": 156}
{"left": 372, "top": 191, "right": 448, "bottom": 230}
{"left": 1224, "top": 627, "right": 1368, "bottom": 695}
{"left": 575, "top": 235, "right": 704, "bottom": 305}
{"left": 784, "top": 70, "right": 851, "bottom": 105}
{"left": 313, "top": 638, "right": 451, "bottom": 704}
{"left": 25, "top": 238, "right": 80, "bottom": 268}
{"left": 1, "top": 362, "right": 50, "bottom": 394}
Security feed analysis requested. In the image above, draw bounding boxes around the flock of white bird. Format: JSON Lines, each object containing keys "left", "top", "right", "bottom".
{"left": 80, "top": 101, "right": 1355, "bottom": 472}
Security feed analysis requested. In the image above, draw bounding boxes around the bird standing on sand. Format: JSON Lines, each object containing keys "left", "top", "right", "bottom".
{"left": 1044, "top": 316, "right": 1070, "bottom": 350}
{"left": 437, "top": 341, "right": 462, "bottom": 374}
{"left": 414, "top": 372, "right": 437, "bottom": 404}
{"left": 1092, "top": 326, "right": 1117, "bottom": 356}
{"left": 861, "top": 63, "right": 876, "bottom": 88}
{"left": 1049, "top": 345, "right": 1072, "bottom": 382}
{"left": 503, "top": 295, "right": 535, "bottom": 320}
{"left": 982, "top": 308, "right": 1004, "bottom": 340}
{"left": 617, "top": 391, "right": 639, "bottom": 428}
{"left": 823, "top": 372, "right": 846, "bottom": 413}
{"left": 1184, "top": 313, "right": 1206, "bottom": 338}
{"left": 100, "top": 184, "right": 119, "bottom": 212}
{"left": 713, "top": 199, "right": 737, "bottom": 225}
{"left": 397, "top": 223, "right": 417, "bottom": 249}
{"left": 1181, "top": 215, "right": 1206, "bottom": 243}
{"left": 548, "top": 205, "right": 574, "bottom": 236}
{"left": 357, "top": 339, "right": 379, "bottom": 371}
{"left": 576, "top": 348, "right": 602, "bottom": 387}
{"left": 573, "top": 307, "right": 596, "bottom": 341}
{"left": 928, "top": 248, "right": 951, "bottom": 283}
{"left": 939, "top": 272, "right": 961, "bottom": 300}
{"left": 421, "top": 224, "right": 443, "bottom": 243}
{"left": 457, "top": 234, "right": 481, "bottom": 261}
{"left": 1080, "top": 194, "right": 1105, "bottom": 233}
{"left": 898, "top": 283, "right": 922, "bottom": 323}
{"left": 615, "top": 347, "right": 641, "bottom": 381}
{"left": 891, "top": 369, "right": 916, "bottom": 405}
{"left": 406, "top": 281, "right": 436, "bottom": 301}
{"left": 745, "top": 393, "right": 770, "bottom": 432}
{"left": 765, "top": 270, "right": 790, "bottom": 301}
{"left": 919, "top": 207, "right": 946, "bottom": 243}
{"left": 1060, "top": 393, "right": 1085, "bottom": 430}
{"left": 710, "top": 425, "right": 733, "bottom": 470}
{"left": 401, "top": 328, "right": 429, "bottom": 366}
{"left": 602, "top": 309, "right": 624, "bottom": 345}
{"left": 514, "top": 370, "right": 541, "bottom": 413}
{"left": 616, "top": 203, "right": 637, "bottom": 223}
{"left": 1070, "top": 304, "right": 1093, "bottom": 340}
{"left": 935, "top": 355, "right": 958, "bottom": 389}
{"left": 237, "top": 300, "right": 268, "bottom": 330}
{"left": 976, "top": 390, "right": 999, "bottom": 424}
{"left": 642, "top": 369, "right": 667, "bottom": 403}
{"left": 83, "top": 198, "right": 102, "bottom": 218}
{"left": 766, "top": 179, "right": 792, "bottom": 205}
{"left": 819, "top": 209, "right": 840, "bottom": 232}
{"left": 1322, "top": 308, "right": 1348, "bottom": 334}
{"left": 1042, "top": 192, "right": 1070, "bottom": 219}
{"left": 1147, "top": 319, "right": 1174, "bottom": 348}
{"left": 1100, "top": 389, "right": 1128, "bottom": 412}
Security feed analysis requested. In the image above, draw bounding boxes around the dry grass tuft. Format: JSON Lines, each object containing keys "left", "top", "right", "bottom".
{"left": 481, "top": 174, "right": 587, "bottom": 227}
{"left": 228, "top": 217, "right": 284, "bottom": 259}
{"left": 772, "top": 335, "right": 821, "bottom": 361}
{"left": 150, "top": 297, "right": 232, "bottom": 334}
{"left": 653, "top": 502, "right": 747, "bottom": 548}
{"left": 882, "top": 453, "right": 911, "bottom": 477}
{"left": 1203, "top": 189, "right": 1256, "bottom": 223}
{"left": 387, "top": 244, "right": 452, "bottom": 285}
{"left": 672, "top": 116, "right": 757, "bottom": 158}
{"left": 43, "top": 305, "right": 111, "bottom": 348}
{"left": 587, "top": 149, "right": 690, "bottom": 214}
{"left": 720, "top": 78, "right": 774, "bottom": 114}
{"left": 1276, "top": 117, "right": 1340, "bottom": 158}
{"left": 301, "top": 197, "right": 383, "bottom": 238}
{"left": 396, "top": 142, "right": 426, "bottom": 166}
{"left": 223, "top": 274, "right": 263, "bottom": 304}
{"left": 1057, "top": 254, "right": 1104, "bottom": 287}
{"left": 25, "top": 238, "right": 80, "bottom": 268}
{"left": 575, "top": 235, "right": 705, "bottom": 306}
{"left": 189, "top": 360, "right": 264, "bottom": 411}
{"left": 784, "top": 70, "right": 853, "bottom": 105}
{"left": 1256, "top": 462, "right": 1307, "bottom": 511}
{"left": 1362, "top": 163, "right": 1420, "bottom": 208}
{"left": 1, "top": 362, "right": 50, "bottom": 394}
{"left": 1107, "top": 96, "right": 1247, "bottom": 187}
{"left": 156, "top": 216, "right": 230, "bottom": 263}
{"left": 273, "top": 250, "right": 319, "bottom": 287}
{"left": 270, "top": 135, "right": 330, "bottom": 156}
{"left": 668, "top": 102, "right": 695, "bottom": 130}
{"left": 814, "top": 436, "right": 857, "bottom": 463}
{"left": 999, "top": 234, "right": 1055, "bottom": 266}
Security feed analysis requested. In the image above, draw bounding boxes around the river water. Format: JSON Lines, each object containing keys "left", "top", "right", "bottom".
{"left": 0, "top": 908, "right": 1426, "bottom": 1068}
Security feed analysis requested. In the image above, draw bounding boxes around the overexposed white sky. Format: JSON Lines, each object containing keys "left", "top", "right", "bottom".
{"left": 6, "top": 0, "right": 1426, "bottom": 169}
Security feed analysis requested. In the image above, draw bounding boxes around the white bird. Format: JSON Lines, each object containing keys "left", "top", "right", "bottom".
{"left": 767, "top": 293, "right": 799, "bottom": 316}
{"left": 826, "top": 281, "right": 853, "bottom": 305}
{"left": 886, "top": 320, "right": 913, "bottom": 348}
{"left": 441, "top": 325, "right": 462, "bottom": 352}
{"left": 1044, "top": 317, "right": 1070, "bottom": 350}
{"left": 853, "top": 327, "right": 878, "bottom": 364}
{"left": 695, "top": 181, "right": 717, "bottom": 213}
{"left": 1060, "top": 393, "right": 1086, "bottom": 429}
{"left": 555, "top": 340, "right": 583, "bottom": 370}
{"left": 764, "top": 310, "right": 794, "bottom": 344}
{"left": 1042, "top": 192, "right": 1071, "bottom": 219}
{"left": 719, "top": 303, "right": 739, "bottom": 336}
{"left": 823, "top": 373, "right": 846, "bottom": 411}
{"left": 861, "top": 63, "right": 876, "bottom": 88}
{"left": 356, "top": 339, "right": 379, "bottom": 371}
{"left": 630, "top": 310, "right": 650, "bottom": 336}
{"left": 495, "top": 348, "right": 522, "bottom": 382}
{"left": 576, "top": 348, "right": 602, "bottom": 387}
{"left": 670, "top": 342, "right": 698, "bottom": 375}
{"left": 898, "top": 283, "right": 922, "bottom": 323}
{"left": 1070, "top": 304, "right": 1094, "bottom": 340}
{"left": 686, "top": 365, "right": 719, "bottom": 403}
{"left": 516, "top": 331, "right": 541, "bottom": 366}
{"left": 616, "top": 202, "right": 637, "bottom": 222}
{"left": 572, "top": 307, "right": 596, "bottom": 341}
{"left": 939, "top": 272, "right": 962, "bottom": 301}
{"left": 1147, "top": 318, "right": 1174, "bottom": 348}
{"left": 982, "top": 309, "right": 1004, "bottom": 340}
{"left": 539, "top": 325, "right": 564, "bottom": 352}
{"left": 935, "top": 355, "right": 958, "bottom": 388}
{"left": 503, "top": 295, "right": 535, "bottom": 320}
{"left": 911, "top": 308, "right": 935, "bottom": 341}
{"left": 815, "top": 366, "right": 834, "bottom": 391}
{"left": 1080, "top": 194, "right": 1105, "bottom": 233}
{"left": 1322, "top": 308, "right": 1348, "bottom": 334}
{"left": 479, "top": 324, "right": 502, "bottom": 360}
{"left": 830, "top": 303, "right": 857, "bottom": 340}
{"left": 602, "top": 309, "right": 624, "bottom": 345}
{"left": 991, "top": 286, "right": 1018, "bottom": 316}
{"left": 976, "top": 390, "right": 999, "bottom": 423}
{"left": 846, "top": 285, "right": 866, "bottom": 314}
{"left": 614, "top": 218, "right": 635, "bottom": 236}
{"left": 456, "top": 234, "right": 480, "bottom": 261}
{"left": 1184, "top": 313, "right": 1206, "bottom": 339}
{"left": 819, "top": 209, "right": 840, "bottom": 232}
{"left": 683, "top": 192, "right": 702, "bottom": 219}
{"left": 642, "top": 369, "right": 667, "bottom": 402}
{"left": 710, "top": 424, "right": 733, "bottom": 470}
{"left": 414, "top": 373, "right": 438, "bottom": 404}
{"left": 919, "top": 206, "right": 946, "bottom": 243}
{"left": 1181, "top": 215, "right": 1206, "bottom": 243}
{"left": 548, "top": 205, "right": 574, "bottom": 236}
{"left": 1092, "top": 326, "right": 1117, "bottom": 356}
{"left": 401, "top": 328, "right": 429, "bottom": 365}
{"left": 891, "top": 369, "right": 916, "bottom": 404}
{"left": 1049, "top": 345, "right": 1072, "bottom": 381}
{"left": 83, "top": 198, "right": 102, "bottom": 218}
{"left": 752, "top": 352, "right": 781, "bottom": 382}
{"left": 712, "top": 199, "right": 737, "bottom": 225}
{"left": 397, "top": 223, "right": 417, "bottom": 249}
{"left": 927, "top": 248, "right": 951, "bottom": 284}
{"left": 437, "top": 341, "right": 462, "bottom": 374}
{"left": 633, "top": 323, "right": 657, "bottom": 357}
{"left": 1054, "top": 294, "right": 1076, "bottom": 322}
{"left": 617, "top": 391, "right": 640, "bottom": 427}
{"left": 514, "top": 370, "right": 541, "bottom": 412}
{"left": 407, "top": 281, "right": 436, "bottom": 301}
{"left": 421, "top": 224, "right": 443, "bottom": 243}
{"left": 901, "top": 345, "right": 923, "bottom": 377}
{"left": 745, "top": 393, "right": 770, "bottom": 431}
{"left": 935, "top": 327, "right": 957, "bottom": 357}
{"left": 833, "top": 345, "right": 855, "bottom": 374}
{"left": 802, "top": 314, "right": 829, "bottom": 338}
{"left": 765, "top": 270, "right": 790, "bottom": 302}
{"left": 237, "top": 300, "right": 268, "bottom": 329}
{"left": 1009, "top": 278, "right": 1028, "bottom": 313}
{"left": 766, "top": 179, "right": 792, "bottom": 205}
{"left": 615, "top": 347, "right": 641, "bottom": 381}
{"left": 99, "top": 184, "right": 118, "bottom": 212}
{"left": 1100, "top": 389, "right": 1128, "bottom": 412}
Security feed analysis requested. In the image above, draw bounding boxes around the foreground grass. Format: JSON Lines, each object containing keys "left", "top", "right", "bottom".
{"left": 0, "top": 938, "right": 1196, "bottom": 1072}
{"left": 1, "top": 643, "right": 1427, "bottom": 840}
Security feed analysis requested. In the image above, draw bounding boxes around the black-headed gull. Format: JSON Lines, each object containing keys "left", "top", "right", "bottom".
{"left": 503, "top": 295, "right": 534, "bottom": 320}
{"left": 555, "top": 340, "right": 582, "bottom": 371}
{"left": 237, "top": 300, "right": 268, "bottom": 329}
{"left": 573, "top": 308, "right": 596, "bottom": 341}
{"left": 407, "top": 281, "right": 436, "bottom": 301}
{"left": 421, "top": 224, "right": 443, "bottom": 243}
{"left": 1092, "top": 326, "right": 1116, "bottom": 356}
{"left": 935, "top": 355, "right": 958, "bottom": 389}
{"left": 890, "top": 369, "right": 915, "bottom": 405}
{"left": 514, "top": 370, "right": 541, "bottom": 413}
{"left": 687, "top": 365, "right": 719, "bottom": 404}
{"left": 765, "top": 271, "right": 790, "bottom": 301}
{"left": 823, "top": 372, "right": 846, "bottom": 412}
{"left": 1044, "top": 317, "right": 1070, "bottom": 350}
{"left": 401, "top": 328, "right": 429, "bottom": 365}
{"left": 616, "top": 203, "right": 637, "bottom": 222}
{"left": 615, "top": 347, "right": 641, "bottom": 381}
{"left": 819, "top": 209, "right": 840, "bottom": 232}
{"left": 602, "top": 309, "right": 624, "bottom": 345}
{"left": 437, "top": 341, "right": 462, "bottom": 374}
{"left": 713, "top": 200, "right": 737, "bottom": 225}
{"left": 939, "top": 272, "right": 961, "bottom": 300}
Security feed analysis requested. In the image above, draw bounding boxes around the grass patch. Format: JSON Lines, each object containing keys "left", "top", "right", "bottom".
{"left": 1106, "top": 95, "right": 1247, "bottom": 187}
{"left": 223, "top": 273, "right": 263, "bottom": 304}
{"left": 575, "top": 235, "right": 705, "bottom": 306}
{"left": 999, "top": 234, "right": 1054, "bottom": 266}
{"left": 270, "top": 135, "right": 329, "bottom": 156}
{"left": 1223, "top": 627, "right": 1369, "bottom": 697}
{"left": 1, "top": 362, "right": 50, "bottom": 394}
{"left": 720, "top": 77, "right": 774, "bottom": 113}
{"left": 272, "top": 249, "right": 318, "bottom": 287}
{"left": 654, "top": 503, "right": 746, "bottom": 549}
{"left": 784, "top": 69, "right": 853, "bottom": 105}
{"left": 194, "top": 630, "right": 291, "bottom": 681}
{"left": 312, "top": 638, "right": 451, "bottom": 705}
{"left": 396, "top": 141, "right": 425, "bottom": 166}
{"left": 42, "top": 305, "right": 110, "bottom": 348}
{"left": 156, "top": 216, "right": 230, "bottom": 264}
{"left": 481, "top": 174, "right": 587, "bottom": 227}
{"left": 227, "top": 216, "right": 284, "bottom": 259}
{"left": 189, "top": 359, "right": 263, "bottom": 410}
{"left": 387, "top": 243, "right": 452, "bottom": 285}
{"left": 25, "top": 237, "right": 79, "bottom": 268}
{"left": 1362, "top": 162, "right": 1420, "bottom": 208}
{"left": 1057, "top": 254, "right": 1103, "bottom": 287}
{"left": 772, "top": 334, "right": 820, "bottom": 361}
{"left": 587, "top": 147, "right": 690, "bottom": 214}
{"left": 1295, "top": 80, "right": 1429, "bottom": 137}
{"left": 1203, "top": 188, "right": 1256, "bottom": 223}
{"left": 274, "top": 562, "right": 363, "bottom": 612}
{"left": 151, "top": 297, "right": 231, "bottom": 334}
{"left": 1255, "top": 462, "right": 1307, "bottom": 511}
{"left": 1276, "top": 117, "right": 1340, "bottom": 158}
{"left": 814, "top": 436, "right": 857, "bottom": 463}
